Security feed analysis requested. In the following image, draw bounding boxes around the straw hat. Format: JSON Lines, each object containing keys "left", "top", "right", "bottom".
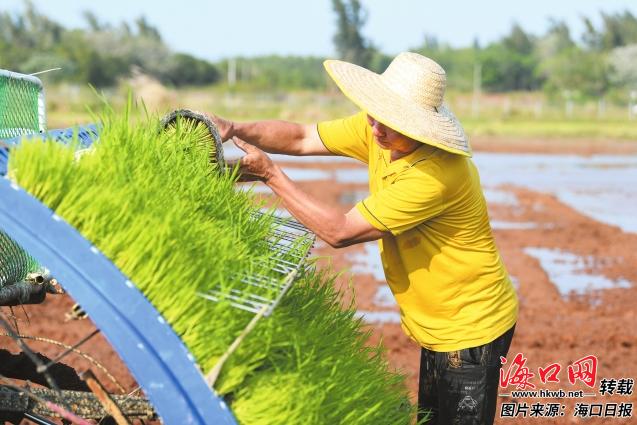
{"left": 324, "top": 52, "right": 471, "bottom": 156}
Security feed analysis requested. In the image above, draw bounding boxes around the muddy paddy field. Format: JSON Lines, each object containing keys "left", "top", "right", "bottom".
{"left": 2, "top": 136, "right": 635, "bottom": 424}
{"left": 235, "top": 137, "right": 637, "bottom": 424}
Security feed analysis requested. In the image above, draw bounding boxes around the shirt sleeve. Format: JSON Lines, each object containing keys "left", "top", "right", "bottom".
{"left": 316, "top": 111, "right": 369, "bottom": 164}
{"left": 355, "top": 167, "right": 445, "bottom": 236}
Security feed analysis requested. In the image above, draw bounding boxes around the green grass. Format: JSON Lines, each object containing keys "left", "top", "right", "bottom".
{"left": 45, "top": 85, "right": 637, "bottom": 142}
{"left": 8, "top": 102, "right": 415, "bottom": 424}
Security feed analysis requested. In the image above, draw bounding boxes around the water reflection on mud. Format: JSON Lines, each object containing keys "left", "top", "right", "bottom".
{"left": 490, "top": 220, "right": 544, "bottom": 230}
{"left": 355, "top": 310, "right": 401, "bottom": 324}
{"left": 339, "top": 190, "right": 370, "bottom": 205}
{"left": 347, "top": 242, "right": 384, "bottom": 281}
{"left": 374, "top": 285, "right": 396, "bottom": 307}
{"left": 236, "top": 150, "right": 636, "bottom": 233}
{"left": 483, "top": 188, "right": 519, "bottom": 206}
{"left": 475, "top": 153, "right": 637, "bottom": 233}
{"left": 524, "top": 247, "right": 631, "bottom": 297}
{"left": 237, "top": 149, "right": 635, "bottom": 310}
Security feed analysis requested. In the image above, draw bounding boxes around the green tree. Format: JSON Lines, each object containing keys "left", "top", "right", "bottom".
{"left": 331, "top": 0, "right": 373, "bottom": 67}
{"left": 608, "top": 44, "right": 637, "bottom": 89}
{"left": 480, "top": 44, "right": 540, "bottom": 91}
{"left": 540, "top": 47, "right": 608, "bottom": 98}
{"left": 160, "top": 53, "right": 219, "bottom": 87}
{"left": 414, "top": 42, "right": 476, "bottom": 91}
{"left": 536, "top": 19, "right": 574, "bottom": 59}
{"left": 217, "top": 56, "right": 326, "bottom": 90}
{"left": 0, "top": 1, "right": 64, "bottom": 70}
{"left": 583, "top": 11, "right": 637, "bottom": 50}
{"left": 83, "top": 10, "right": 106, "bottom": 32}
{"left": 135, "top": 16, "right": 162, "bottom": 42}
{"left": 479, "top": 24, "right": 541, "bottom": 91}
{"left": 502, "top": 23, "right": 534, "bottom": 55}
{"left": 1, "top": 3, "right": 218, "bottom": 88}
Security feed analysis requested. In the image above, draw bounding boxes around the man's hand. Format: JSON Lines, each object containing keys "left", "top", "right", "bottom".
{"left": 204, "top": 115, "right": 331, "bottom": 156}
{"left": 232, "top": 137, "right": 278, "bottom": 182}
{"left": 207, "top": 113, "right": 234, "bottom": 141}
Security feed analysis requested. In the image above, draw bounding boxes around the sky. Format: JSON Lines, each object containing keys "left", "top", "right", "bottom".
{"left": 3, "top": 0, "right": 637, "bottom": 61}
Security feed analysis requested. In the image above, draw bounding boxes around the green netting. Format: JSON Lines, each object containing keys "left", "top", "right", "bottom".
{"left": 0, "top": 230, "right": 39, "bottom": 288}
{"left": 0, "top": 71, "right": 44, "bottom": 287}
{"left": 0, "top": 70, "right": 45, "bottom": 139}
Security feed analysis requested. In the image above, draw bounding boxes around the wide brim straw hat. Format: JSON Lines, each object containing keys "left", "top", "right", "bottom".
{"left": 324, "top": 52, "right": 471, "bottom": 157}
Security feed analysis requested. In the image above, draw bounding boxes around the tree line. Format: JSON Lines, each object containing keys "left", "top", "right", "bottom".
{"left": 0, "top": 2, "right": 219, "bottom": 87}
{"left": 1, "top": 1, "right": 637, "bottom": 101}
{"left": 331, "top": 0, "right": 637, "bottom": 102}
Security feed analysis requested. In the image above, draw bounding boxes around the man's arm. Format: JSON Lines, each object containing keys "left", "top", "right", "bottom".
{"left": 209, "top": 114, "right": 331, "bottom": 156}
{"left": 233, "top": 139, "right": 387, "bottom": 248}
{"left": 268, "top": 165, "right": 385, "bottom": 248}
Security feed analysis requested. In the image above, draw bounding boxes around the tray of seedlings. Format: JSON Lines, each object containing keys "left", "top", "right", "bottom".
{"left": 1, "top": 97, "right": 414, "bottom": 423}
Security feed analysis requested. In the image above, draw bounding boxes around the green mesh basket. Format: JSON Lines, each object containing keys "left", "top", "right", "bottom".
{"left": 0, "top": 69, "right": 47, "bottom": 139}
{"left": 0, "top": 230, "right": 39, "bottom": 288}
{"left": 0, "top": 69, "right": 45, "bottom": 286}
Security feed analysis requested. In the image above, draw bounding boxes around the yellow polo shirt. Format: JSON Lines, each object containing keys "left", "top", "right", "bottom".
{"left": 317, "top": 111, "right": 518, "bottom": 351}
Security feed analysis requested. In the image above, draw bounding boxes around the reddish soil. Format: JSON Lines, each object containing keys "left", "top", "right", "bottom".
{"left": 307, "top": 185, "right": 637, "bottom": 424}
{"left": 2, "top": 136, "right": 635, "bottom": 424}
{"left": 471, "top": 135, "right": 637, "bottom": 156}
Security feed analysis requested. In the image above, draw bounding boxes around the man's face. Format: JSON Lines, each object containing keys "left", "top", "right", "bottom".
{"left": 366, "top": 114, "right": 420, "bottom": 153}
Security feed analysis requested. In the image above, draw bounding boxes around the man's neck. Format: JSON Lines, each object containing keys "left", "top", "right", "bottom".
{"left": 390, "top": 144, "right": 421, "bottom": 162}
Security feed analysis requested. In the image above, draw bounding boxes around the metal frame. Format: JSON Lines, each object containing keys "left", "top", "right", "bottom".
{"left": 0, "top": 177, "right": 236, "bottom": 425}
{"left": 0, "top": 124, "right": 99, "bottom": 148}
{"left": 198, "top": 214, "right": 314, "bottom": 316}
{"left": 0, "top": 125, "right": 99, "bottom": 176}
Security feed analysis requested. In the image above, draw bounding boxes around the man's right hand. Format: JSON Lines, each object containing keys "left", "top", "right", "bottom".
{"left": 203, "top": 115, "right": 330, "bottom": 156}
{"left": 207, "top": 113, "right": 235, "bottom": 141}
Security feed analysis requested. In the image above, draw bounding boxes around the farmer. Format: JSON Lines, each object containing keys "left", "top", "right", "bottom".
{"left": 209, "top": 52, "right": 518, "bottom": 425}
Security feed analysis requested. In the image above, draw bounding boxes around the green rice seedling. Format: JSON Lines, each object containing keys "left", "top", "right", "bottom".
{"left": 230, "top": 268, "right": 415, "bottom": 425}
{"left": 163, "top": 117, "right": 215, "bottom": 160}
{"left": 8, "top": 103, "right": 415, "bottom": 424}
{"left": 160, "top": 109, "right": 225, "bottom": 172}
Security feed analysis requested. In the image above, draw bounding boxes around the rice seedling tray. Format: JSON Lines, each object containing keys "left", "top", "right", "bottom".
{"left": 199, "top": 213, "right": 314, "bottom": 317}
{"left": 0, "top": 100, "right": 413, "bottom": 424}
{"left": 0, "top": 176, "right": 237, "bottom": 424}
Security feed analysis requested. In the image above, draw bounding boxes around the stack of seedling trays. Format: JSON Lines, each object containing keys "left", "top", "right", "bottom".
{"left": 1, "top": 91, "right": 414, "bottom": 423}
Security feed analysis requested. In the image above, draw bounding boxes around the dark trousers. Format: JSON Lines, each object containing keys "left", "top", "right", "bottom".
{"left": 417, "top": 325, "right": 515, "bottom": 425}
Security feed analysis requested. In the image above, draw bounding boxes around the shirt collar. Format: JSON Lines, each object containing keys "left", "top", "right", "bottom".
{"left": 381, "top": 144, "right": 439, "bottom": 177}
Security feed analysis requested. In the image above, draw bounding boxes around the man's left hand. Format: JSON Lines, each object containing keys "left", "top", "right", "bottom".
{"left": 232, "top": 137, "right": 278, "bottom": 183}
